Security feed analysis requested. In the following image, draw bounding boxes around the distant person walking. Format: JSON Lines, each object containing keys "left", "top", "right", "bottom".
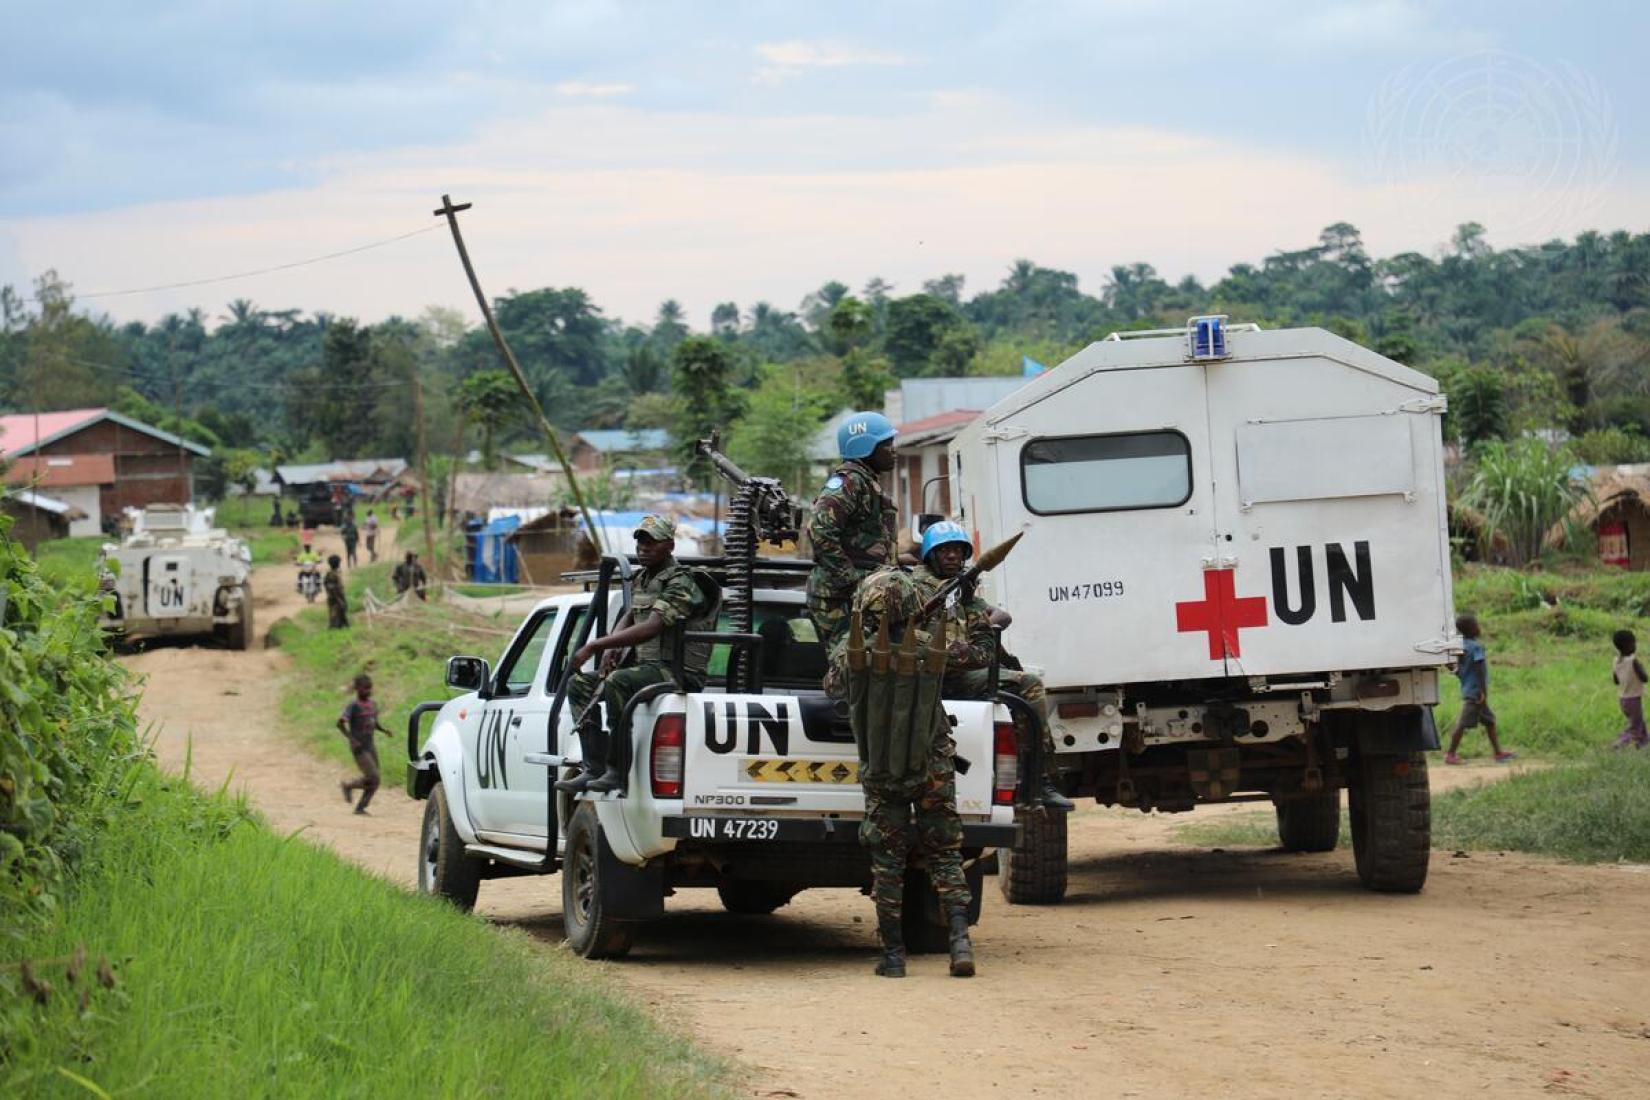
{"left": 1612, "top": 629, "right": 1648, "bottom": 750}
{"left": 338, "top": 673, "right": 389, "bottom": 814}
{"left": 1445, "top": 613, "right": 1515, "bottom": 764}
{"left": 324, "top": 553, "right": 349, "bottom": 629}
{"left": 340, "top": 515, "right": 359, "bottom": 568}
{"left": 363, "top": 510, "right": 380, "bottom": 563}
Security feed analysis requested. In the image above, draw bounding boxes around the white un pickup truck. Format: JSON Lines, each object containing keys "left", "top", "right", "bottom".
{"left": 406, "top": 556, "right": 1019, "bottom": 959}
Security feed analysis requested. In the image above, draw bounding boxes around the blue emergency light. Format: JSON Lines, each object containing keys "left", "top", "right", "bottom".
{"left": 1188, "top": 315, "right": 1228, "bottom": 361}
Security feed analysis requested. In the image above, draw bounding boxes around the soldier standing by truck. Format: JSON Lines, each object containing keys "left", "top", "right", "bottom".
{"left": 836, "top": 566, "right": 976, "bottom": 979}
{"left": 805, "top": 411, "right": 898, "bottom": 650}
{"left": 913, "top": 521, "right": 1074, "bottom": 812}
{"left": 324, "top": 554, "right": 348, "bottom": 629}
{"left": 555, "top": 516, "right": 721, "bottom": 795}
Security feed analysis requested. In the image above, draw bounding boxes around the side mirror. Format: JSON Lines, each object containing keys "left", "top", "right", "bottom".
{"left": 446, "top": 656, "right": 491, "bottom": 694}
{"left": 914, "top": 513, "right": 944, "bottom": 536}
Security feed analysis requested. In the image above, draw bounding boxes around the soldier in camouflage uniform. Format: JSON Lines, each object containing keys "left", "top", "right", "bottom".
{"left": 913, "top": 522, "right": 1074, "bottom": 812}
{"left": 805, "top": 411, "right": 898, "bottom": 651}
{"left": 556, "top": 516, "right": 721, "bottom": 795}
{"left": 829, "top": 566, "right": 975, "bottom": 979}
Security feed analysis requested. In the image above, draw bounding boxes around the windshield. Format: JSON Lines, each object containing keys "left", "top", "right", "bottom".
{"left": 706, "top": 603, "right": 825, "bottom": 688}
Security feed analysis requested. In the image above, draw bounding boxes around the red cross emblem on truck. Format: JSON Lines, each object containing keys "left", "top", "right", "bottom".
{"left": 1175, "top": 568, "right": 1269, "bottom": 659}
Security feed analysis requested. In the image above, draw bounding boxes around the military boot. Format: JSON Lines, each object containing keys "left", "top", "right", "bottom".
{"left": 874, "top": 916, "right": 906, "bottom": 978}
{"left": 584, "top": 722, "right": 626, "bottom": 794}
{"left": 554, "top": 717, "right": 605, "bottom": 794}
{"left": 1040, "top": 780, "right": 1075, "bottom": 812}
{"left": 947, "top": 909, "right": 976, "bottom": 978}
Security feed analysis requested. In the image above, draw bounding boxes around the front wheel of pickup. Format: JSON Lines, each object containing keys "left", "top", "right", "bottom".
{"left": 998, "top": 807, "right": 1069, "bottom": 904}
{"left": 419, "top": 782, "right": 480, "bottom": 910}
{"left": 562, "top": 804, "right": 635, "bottom": 959}
{"left": 1349, "top": 751, "right": 1431, "bottom": 893}
{"left": 1274, "top": 789, "right": 1341, "bottom": 853}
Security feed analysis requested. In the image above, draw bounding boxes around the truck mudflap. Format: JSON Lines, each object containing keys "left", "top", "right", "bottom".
{"left": 662, "top": 815, "right": 1018, "bottom": 848}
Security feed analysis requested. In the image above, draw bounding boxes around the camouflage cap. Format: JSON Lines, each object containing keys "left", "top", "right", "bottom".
{"left": 633, "top": 514, "right": 676, "bottom": 541}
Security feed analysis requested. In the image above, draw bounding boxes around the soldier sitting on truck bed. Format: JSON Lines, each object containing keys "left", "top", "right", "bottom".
{"left": 555, "top": 516, "right": 722, "bottom": 795}
{"left": 913, "top": 522, "right": 1074, "bottom": 812}
{"left": 805, "top": 411, "right": 899, "bottom": 651}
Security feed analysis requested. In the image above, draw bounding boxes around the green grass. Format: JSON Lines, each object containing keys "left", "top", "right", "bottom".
{"left": 1442, "top": 565, "right": 1650, "bottom": 760}
{"left": 2, "top": 764, "right": 728, "bottom": 1098}
{"left": 1175, "top": 753, "right": 1650, "bottom": 864}
{"left": 32, "top": 536, "right": 106, "bottom": 588}
{"left": 452, "top": 583, "right": 530, "bottom": 598}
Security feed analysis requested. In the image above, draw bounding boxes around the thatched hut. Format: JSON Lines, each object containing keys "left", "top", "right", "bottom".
{"left": 1547, "top": 464, "right": 1650, "bottom": 568}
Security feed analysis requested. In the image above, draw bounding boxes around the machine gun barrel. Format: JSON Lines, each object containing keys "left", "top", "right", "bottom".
{"left": 917, "top": 531, "right": 1024, "bottom": 619}
{"left": 696, "top": 439, "right": 757, "bottom": 487}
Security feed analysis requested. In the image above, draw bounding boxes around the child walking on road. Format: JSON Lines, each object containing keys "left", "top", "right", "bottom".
{"left": 1612, "top": 629, "right": 1648, "bottom": 750}
{"left": 1445, "top": 613, "right": 1517, "bottom": 765}
{"left": 339, "top": 673, "right": 390, "bottom": 814}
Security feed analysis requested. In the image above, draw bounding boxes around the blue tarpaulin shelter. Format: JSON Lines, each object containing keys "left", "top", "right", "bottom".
{"left": 472, "top": 514, "right": 522, "bottom": 583}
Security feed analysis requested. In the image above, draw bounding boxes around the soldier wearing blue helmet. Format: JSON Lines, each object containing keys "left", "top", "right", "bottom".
{"left": 914, "top": 521, "right": 1074, "bottom": 811}
{"left": 804, "top": 411, "right": 898, "bottom": 650}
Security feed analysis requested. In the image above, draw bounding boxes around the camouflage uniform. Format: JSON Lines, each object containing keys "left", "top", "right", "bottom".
{"left": 323, "top": 567, "right": 348, "bottom": 629}
{"left": 568, "top": 554, "right": 720, "bottom": 746}
{"left": 836, "top": 567, "right": 971, "bottom": 931}
{"left": 911, "top": 563, "right": 1057, "bottom": 781}
{"left": 805, "top": 461, "right": 897, "bottom": 651}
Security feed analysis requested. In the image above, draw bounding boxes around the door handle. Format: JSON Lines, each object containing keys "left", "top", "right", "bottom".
{"left": 510, "top": 715, "right": 523, "bottom": 727}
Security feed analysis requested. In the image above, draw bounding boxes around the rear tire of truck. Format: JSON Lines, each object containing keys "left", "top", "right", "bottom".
{"left": 716, "top": 880, "right": 800, "bottom": 915}
{"left": 903, "top": 860, "right": 986, "bottom": 954}
{"left": 1273, "top": 790, "right": 1341, "bottom": 853}
{"left": 419, "top": 782, "right": 480, "bottom": 911}
{"left": 998, "top": 807, "right": 1069, "bottom": 905}
{"left": 225, "top": 586, "right": 253, "bottom": 651}
{"left": 562, "top": 804, "right": 635, "bottom": 959}
{"left": 1349, "top": 750, "right": 1431, "bottom": 893}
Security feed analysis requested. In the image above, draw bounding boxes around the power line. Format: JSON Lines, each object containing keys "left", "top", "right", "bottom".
{"left": 23, "top": 224, "right": 444, "bottom": 303}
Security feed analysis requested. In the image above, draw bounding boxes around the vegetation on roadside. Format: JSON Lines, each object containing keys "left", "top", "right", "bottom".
{"left": 3, "top": 519, "right": 727, "bottom": 1099}
{"left": 1175, "top": 753, "right": 1650, "bottom": 864}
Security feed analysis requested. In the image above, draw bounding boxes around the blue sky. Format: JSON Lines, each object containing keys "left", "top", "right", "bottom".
{"left": 1, "top": 1, "right": 1644, "bottom": 327}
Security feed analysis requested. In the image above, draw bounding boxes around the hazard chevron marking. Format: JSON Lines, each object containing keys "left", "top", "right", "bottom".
{"left": 744, "top": 759, "right": 860, "bottom": 784}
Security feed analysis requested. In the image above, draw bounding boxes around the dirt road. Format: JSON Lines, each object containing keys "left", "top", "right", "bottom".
{"left": 126, "top": 548, "right": 1650, "bottom": 1099}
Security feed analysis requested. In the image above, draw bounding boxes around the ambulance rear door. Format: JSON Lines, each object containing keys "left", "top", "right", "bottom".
{"left": 1200, "top": 329, "right": 1453, "bottom": 678}
{"left": 983, "top": 356, "right": 1224, "bottom": 689}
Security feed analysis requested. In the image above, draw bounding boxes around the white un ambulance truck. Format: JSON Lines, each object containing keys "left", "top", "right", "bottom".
{"left": 949, "top": 319, "right": 1452, "bottom": 901}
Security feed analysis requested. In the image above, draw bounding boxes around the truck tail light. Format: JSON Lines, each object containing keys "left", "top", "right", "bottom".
{"left": 992, "top": 721, "right": 1018, "bottom": 805}
{"left": 650, "top": 713, "right": 686, "bottom": 799}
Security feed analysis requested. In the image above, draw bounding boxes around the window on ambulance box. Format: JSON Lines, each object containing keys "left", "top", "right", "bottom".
{"left": 1020, "top": 430, "right": 1192, "bottom": 514}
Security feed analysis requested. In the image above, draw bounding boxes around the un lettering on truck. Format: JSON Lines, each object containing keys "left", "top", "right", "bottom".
{"left": 951, "top": 326, "right": 1453, "bottom": 689}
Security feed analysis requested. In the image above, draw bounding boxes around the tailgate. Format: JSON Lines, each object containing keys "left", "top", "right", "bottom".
{"left": 681, "top": 694, "right": 998, "bottom": 817}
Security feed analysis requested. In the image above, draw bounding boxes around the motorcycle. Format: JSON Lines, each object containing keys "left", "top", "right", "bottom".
{"left": 297, "top": 563, "right": 322, "bottom": 603}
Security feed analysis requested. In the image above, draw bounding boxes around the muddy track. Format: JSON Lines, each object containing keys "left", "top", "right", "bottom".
{"left": 124, "top": 544, "right": 1650, "bottom": 1099}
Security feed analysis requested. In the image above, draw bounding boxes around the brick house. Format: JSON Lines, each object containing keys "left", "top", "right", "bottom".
{"left": 0, "top": 408, "right": 209, "bottom": 536}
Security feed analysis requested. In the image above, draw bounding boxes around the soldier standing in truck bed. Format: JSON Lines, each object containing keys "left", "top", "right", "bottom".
{"left": 805, "top": 411, "right": 899, "bottom": 651}
{"left": 912, "top": 521, "right": 1073, "bottom": 812}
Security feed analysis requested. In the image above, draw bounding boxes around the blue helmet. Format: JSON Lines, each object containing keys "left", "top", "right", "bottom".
{"left": 921, "top": 520, "right": 972, "bottom": 563}
{"left": 837, "top": 411, "right": 897, "bottom": 461}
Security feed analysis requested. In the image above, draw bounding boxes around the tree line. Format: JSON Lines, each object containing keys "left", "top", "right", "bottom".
{"left": 2, "top": 221, "right": 1649, "bottom": 498}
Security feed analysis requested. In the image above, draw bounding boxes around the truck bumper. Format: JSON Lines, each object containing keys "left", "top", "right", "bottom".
{"left": 661, "top": 815, "right": 1018, "bottom": 848}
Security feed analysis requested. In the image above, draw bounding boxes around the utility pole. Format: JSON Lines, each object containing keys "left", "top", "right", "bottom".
{"left": 410, "top": 361, "right": 438, "bottom": 582}
{"left": 432, "top": 194, "right": 605, "bottom": 554}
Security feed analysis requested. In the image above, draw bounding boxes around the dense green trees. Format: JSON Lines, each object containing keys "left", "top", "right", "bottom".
{"left": 2, "top": 223, "right": 1648, "bottom": 482}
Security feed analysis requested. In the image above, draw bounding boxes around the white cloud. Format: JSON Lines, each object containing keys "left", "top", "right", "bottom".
{"left": 753, "top": 39, "right": 910, "bottom": 84}
{"left": 553, "top": 80, "right": 636, "bottom": 98}
{"left": 3, "top": 98, "right": 1643, "bottom": 332}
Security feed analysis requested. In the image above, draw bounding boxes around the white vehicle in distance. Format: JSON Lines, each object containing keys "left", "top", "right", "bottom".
{"left": 99, "top": 504, "right": 254, "bottom": 649}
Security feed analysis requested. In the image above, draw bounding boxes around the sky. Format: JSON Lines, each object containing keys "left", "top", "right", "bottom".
{"left": 1, "top": 0, "right": 1645, "bottom": 331}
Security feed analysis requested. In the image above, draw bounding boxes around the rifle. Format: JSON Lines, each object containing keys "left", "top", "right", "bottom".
{"left": 917, "top": 531, "right": 1024, "bottom": 620}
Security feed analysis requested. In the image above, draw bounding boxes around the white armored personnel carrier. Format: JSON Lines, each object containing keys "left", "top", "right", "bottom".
{"left": 99, "top": 504, "right": 255, "bottom": 649}
{"left": 949, "top": 318, "right": 1453, "bottom": 900}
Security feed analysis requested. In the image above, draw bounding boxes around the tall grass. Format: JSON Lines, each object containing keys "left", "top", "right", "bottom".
{"left": 3, "top": 766, "right": 728, "bottom": 1098}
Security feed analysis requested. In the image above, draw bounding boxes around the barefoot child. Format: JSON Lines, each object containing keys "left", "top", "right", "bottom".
{"left": 339, "top": 673, "right": 390, "bottom": 813}
{"left": 1612, "top": 629, "right": 1648, "bottom": 750}
{"left": 1445, "top": 613, "right": 1516, "bottom": 765}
